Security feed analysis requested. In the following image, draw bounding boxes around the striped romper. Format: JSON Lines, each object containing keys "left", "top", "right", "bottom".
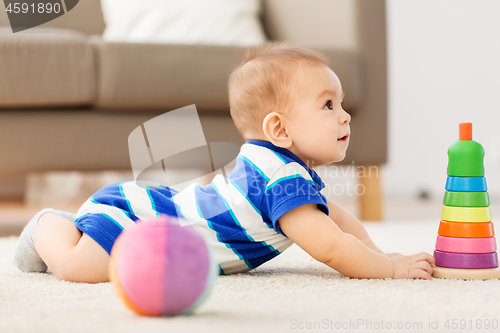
{"left": 75, "top": 140, "right": 329, "bottom": 275}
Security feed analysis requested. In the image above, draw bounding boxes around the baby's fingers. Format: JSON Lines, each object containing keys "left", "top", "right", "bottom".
{"left": 413, "top": 252, "right": 436, "bottom": 267}
{"left": 410, "top": 268, "right": 433, "bottom": 281}
{"left": 414, "top": 260, "right": 434, "bottom": 277}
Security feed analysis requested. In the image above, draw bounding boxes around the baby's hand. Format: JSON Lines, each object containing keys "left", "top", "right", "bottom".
{"left": 385, "top": 252, "right": 403, "bottom": 258}
{"left": 390, "top": 252, "right": 436, "bottom": 280}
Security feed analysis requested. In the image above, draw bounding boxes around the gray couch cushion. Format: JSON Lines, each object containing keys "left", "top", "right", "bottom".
{"left": 0, "top": 28, "right": 96, "bottom": 108}
{"left": 94, "top": 38, "right": 362, "bottom": 113}
{"left": 95, "top": 40, "right": 238, "bottom": 112}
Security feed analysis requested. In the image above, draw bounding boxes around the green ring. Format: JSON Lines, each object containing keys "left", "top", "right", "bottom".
{"left": 443, "top": 191, "right": 490, "bottom": 207}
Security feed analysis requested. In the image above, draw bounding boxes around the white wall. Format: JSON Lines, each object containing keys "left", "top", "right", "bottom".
{"left": 384, "top": 0, "right": 500, "bottom": 201}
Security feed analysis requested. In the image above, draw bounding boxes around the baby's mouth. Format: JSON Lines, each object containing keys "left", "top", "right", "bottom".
{"left": 337, "top": 134, "right": 350, "bottom": 142}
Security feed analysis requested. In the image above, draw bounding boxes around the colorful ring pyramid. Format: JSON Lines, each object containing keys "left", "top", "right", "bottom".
{"left": 433, "top": 123, "right": 500, "bottom": 279}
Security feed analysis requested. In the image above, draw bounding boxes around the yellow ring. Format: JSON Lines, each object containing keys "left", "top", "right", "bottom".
{"left": 441, "top": 206, "right": 492, "bottom": 223}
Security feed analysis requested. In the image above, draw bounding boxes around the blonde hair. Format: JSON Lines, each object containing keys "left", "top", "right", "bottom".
{"left": 228, "top": 41, "right": 329, "bottom": 139}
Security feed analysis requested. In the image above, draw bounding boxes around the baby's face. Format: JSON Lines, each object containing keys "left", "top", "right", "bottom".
{"left": 286, "top": 65, "right": 351, "bottom": 167}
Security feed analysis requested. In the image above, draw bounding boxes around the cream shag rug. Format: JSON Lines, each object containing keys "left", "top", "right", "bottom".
{"left": 1, "top": 219, "right": 499, "bottom": 333}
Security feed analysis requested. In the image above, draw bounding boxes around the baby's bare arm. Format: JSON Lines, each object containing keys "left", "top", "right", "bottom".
{"left": 327, "top": 200, "right": 431, "bottom": 263}
{"left": 279, "top": 203, "right": 395, "bottom": 279}
{"left": 326, "top": 199, "right": 383, "bottom": 254}
{"left": 279, "top": 203, "right": 435, "bottom": 280}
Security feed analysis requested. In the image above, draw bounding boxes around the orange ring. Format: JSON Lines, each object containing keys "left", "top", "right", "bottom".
{"left": 438, "top": 220, "right": 495, "bottom": 238}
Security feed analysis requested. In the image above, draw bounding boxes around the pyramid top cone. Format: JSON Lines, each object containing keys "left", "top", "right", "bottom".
{"left": 447, "top": 122, "right": 485, "bottom": 177}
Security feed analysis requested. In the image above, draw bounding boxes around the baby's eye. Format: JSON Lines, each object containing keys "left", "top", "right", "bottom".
{"left": 323, "top": 100, "right": 333, "bottom": 110}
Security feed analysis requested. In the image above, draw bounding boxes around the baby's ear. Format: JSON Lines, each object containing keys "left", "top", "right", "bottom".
{"left": 262, "top": 112, "right": 292, "bottom": 148}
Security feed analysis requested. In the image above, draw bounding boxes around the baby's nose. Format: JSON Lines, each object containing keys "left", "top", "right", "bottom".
{"left": 341, "top": 109, "right": 351, "bottom": 124}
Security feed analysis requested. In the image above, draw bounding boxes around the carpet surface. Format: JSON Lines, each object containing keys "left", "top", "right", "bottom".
{"left": 1, "top": 219, "right": 499, "bottom": 333}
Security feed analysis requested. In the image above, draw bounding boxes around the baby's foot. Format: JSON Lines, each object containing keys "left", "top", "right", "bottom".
{"left": 13, "top": 208, "right": 75, "bottom": 273}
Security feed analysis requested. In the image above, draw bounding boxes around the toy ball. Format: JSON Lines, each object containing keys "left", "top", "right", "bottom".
{"left": 109, "top": 215, "right": 219, "bottom": 316}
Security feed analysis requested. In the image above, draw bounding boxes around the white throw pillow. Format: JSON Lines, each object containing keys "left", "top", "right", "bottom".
{"left": 101, "top": 0, "right": 267, "bottom": 46}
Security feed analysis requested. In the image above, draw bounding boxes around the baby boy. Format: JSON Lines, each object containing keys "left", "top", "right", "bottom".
{"left": 13, "top": 42, "right": 435, "bottom": 283}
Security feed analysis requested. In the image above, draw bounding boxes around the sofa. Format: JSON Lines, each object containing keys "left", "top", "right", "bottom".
{"left": 0, "top": 0, "right": 387, "bottom": 220}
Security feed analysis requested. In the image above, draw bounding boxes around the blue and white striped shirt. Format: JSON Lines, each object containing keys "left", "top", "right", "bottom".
{"left": 75, "top": 140, "right": 329, "bottom": 275}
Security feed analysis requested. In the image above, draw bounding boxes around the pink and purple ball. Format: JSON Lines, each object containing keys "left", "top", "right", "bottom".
{"left": 109, "top": 215, "right": 218, "bottom": 316}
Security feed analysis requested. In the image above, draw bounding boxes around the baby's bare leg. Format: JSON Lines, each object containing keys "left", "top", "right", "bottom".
{"left": 34, "top": 212, "right": 110, "bottom": 283}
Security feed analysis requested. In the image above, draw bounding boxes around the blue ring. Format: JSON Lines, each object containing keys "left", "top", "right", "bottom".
{"left": 445, "top": 176, "right": 487, "bottom": 192}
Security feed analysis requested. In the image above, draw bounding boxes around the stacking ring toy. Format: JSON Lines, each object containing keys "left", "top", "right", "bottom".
{"left": 438, "top": 221, "right": 494, "bottom": 238}
{"left": 441, "top": 206, "right": 492, "bottom": 222}
{"left": 435, "top": 235, "right": 496, "bottom": 253}
{"left": 443, "top": 191, "right": 489, "bottom": 207}
{"left": 434, "top": 250, "right": 498, "bottom": 269}
{"left": 433, "top": 123, "right": 500, "bottom": 279}
{"left": 445, "top": 176, "right": 487, "bottom": 192}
